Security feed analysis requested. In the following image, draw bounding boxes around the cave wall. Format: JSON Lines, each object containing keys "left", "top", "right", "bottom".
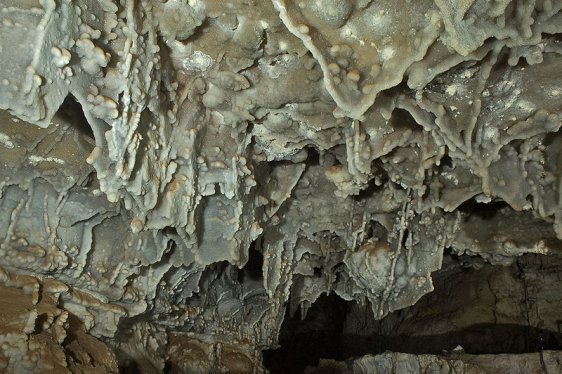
{"left": 0, "top": 0, "right": 561, "bottom": 372}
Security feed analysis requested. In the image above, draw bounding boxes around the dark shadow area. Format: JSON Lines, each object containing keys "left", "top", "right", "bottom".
{"left": 440, "top": 153, "right": 454, "bottom": 168}
{"left": 118, "top": 357, "right": 142, "bottom": 374}
{"left": 263, "top": 293, "right": 349, "bottom": 374}
{"left": 238, "top": 240, "right": 264, "bottom": 283}
{"left": 58, "top": 95, "right": 94, "bottom": 140}
{"left": 78, "top": 171, "right": 99, "bottom": 189}
{"left": 341, "top": 324, "right": 562, "bottom": 358}
{"left": 457, "top": 198, "right": 509, "bottom": 220}
{"left": 353, "top": 177, "right": 382, "bottom": 201}
{"left": 306, "top": 146, "right": 321, "bottom": 166}
{"left": 263, "top": 253, "right": 562, "bottom": 373}
{"left": 388, "top": 108, "right": 421, "bottom": 132}
{"left": 362, "top": 220, "right": 388, "bottom": 243}
{"left": 265, "top": 303, "right": 562, "bottom": 373}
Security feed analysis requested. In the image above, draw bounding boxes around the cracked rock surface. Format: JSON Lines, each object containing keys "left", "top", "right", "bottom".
{"left": 0, "top": 0, "right": 561, "bottom": 372}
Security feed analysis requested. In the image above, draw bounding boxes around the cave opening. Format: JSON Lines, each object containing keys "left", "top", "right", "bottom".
{"left": 388, "top": 108, "right": 420, "bottom": 132}
{"left": 263, "top": 293, "right": 349, "bottom": 374}
{"left": 458, "top": 198, "right": 510, "bottom": 220}
{"left": 263, "top": 253, "right": 562, "bottom": 373}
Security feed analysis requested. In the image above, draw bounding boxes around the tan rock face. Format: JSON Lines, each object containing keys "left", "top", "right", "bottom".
{"left": 0, "top": 267, "right": 118, "bottom": 373}
{"left": 0, "top": 0, "right": 561, "bottom": 371}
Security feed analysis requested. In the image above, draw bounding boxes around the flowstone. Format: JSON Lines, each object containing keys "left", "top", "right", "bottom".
{"left": 0, "top": 0, "right": 561, "bottom": 372}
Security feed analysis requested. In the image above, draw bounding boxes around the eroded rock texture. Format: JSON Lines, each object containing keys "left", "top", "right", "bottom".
{"left": 0, "top": 267, "right": 118, "bottom": 373}
{"left": 308, "top": 351, "right": 562, "bottom": 374}
{"left": 0, "top": 0, "right": 561, "bottom": 372}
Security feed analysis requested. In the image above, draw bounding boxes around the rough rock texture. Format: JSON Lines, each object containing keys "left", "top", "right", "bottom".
{"left": 308, "top": 351, "right": 562, "bottom": 374}
{"left": 264, "top": 252, "right": 562, "bottom": 372}
{"left": 0, "top": 0, "right": 561, "bottom": 372}
{"left": 0, "top": 266, "right": 118, "bottom": 373}
{"left": 342, "top": 253, "right": 562, "bottom": 355}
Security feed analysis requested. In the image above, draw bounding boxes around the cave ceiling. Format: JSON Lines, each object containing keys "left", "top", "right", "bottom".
{"left": 0, "top": 0, "right": 561, "bottom": 372}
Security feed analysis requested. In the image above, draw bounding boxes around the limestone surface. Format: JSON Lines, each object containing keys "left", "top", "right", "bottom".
{"left": 0, "top": 0, "right": 561, "bottom": 371}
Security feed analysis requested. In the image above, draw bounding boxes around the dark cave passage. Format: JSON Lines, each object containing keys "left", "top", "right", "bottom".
{"left": 341, "top": 324, "right": 562, "bottom": 357}
{"left": 263, "top": 253, "right": 562, "bottom": 373}
{"left": 263, "top": 293, "right": 348, "bottom": 374}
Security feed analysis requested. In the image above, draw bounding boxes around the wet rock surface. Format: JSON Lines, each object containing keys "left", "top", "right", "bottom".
{"left": 0, "top": 0, "right": 561, "bottom": 372}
